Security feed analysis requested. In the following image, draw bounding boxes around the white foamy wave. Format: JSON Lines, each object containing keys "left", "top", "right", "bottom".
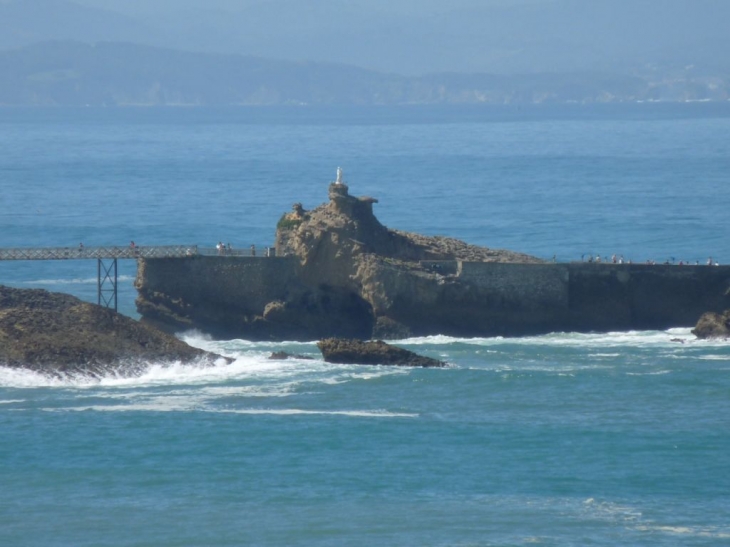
{"left": 177, "top": 331, "right": 320, "bottom": 357}
{"left": 634, "top": 524, "right": 730, "bottom": 539}
{"left": 580, "top": 498, "right": 730, "bottom": 539}
{"left": 44, "top": 401, "right": 416, "bottom": 418}
{"left": 625, "top": 370, "right": 671, "bottom": 376}
{"left": 581, "top": 497, "right": 642, "bottom": 523}
{"left": 0, "top": 347, "right": 408, "bottom": 390}
{"left": 95, "top": 362, "right": 235, "bottom": 387}
{"left": 0, "top": 366, "right": 99, "bottom": 388}
{"left": 398, "top": 328, "right": 718, "bottom": 349}
{"left": 217, "top": 408, "right": 418, "bottom": 418}
{"left": 177, "top": 329, "right": 215, "bottom": 343}
{"left": 397, "top": 334, "right": 482, "bottom": 345}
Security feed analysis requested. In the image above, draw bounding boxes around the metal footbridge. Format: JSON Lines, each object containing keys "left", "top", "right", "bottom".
{"left": 0, "top": 244, "right": 267, "bottom": 311}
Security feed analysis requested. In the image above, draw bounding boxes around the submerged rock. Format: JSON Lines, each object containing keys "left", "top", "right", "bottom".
{"left": 317, "top": 338, "right": 447, "bottom": 368}
{"left": 692, "top": 310, "right": 730, "bottom": 340}
{"left": 268, "top": 351, "right": 313, "bottom": 360}
{"left": 0, "top": 285, "right": 225, "bottom": 377}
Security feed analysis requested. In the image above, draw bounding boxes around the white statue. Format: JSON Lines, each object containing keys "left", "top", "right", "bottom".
{"left": 336, "top": 166, "right": 343, "bottom": 185}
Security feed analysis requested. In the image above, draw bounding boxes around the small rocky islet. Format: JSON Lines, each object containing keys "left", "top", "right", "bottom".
{"left": 0, "top": 285, "right": 447, "bottom": 375}
{"left": 0, "top": 285, "right": 225, "bottom": 378}
{"left": 692, "top": 310, "right": 730, "bottom": 340}
{"left": 317, "top": 338, "right": 447, "bottom": 368}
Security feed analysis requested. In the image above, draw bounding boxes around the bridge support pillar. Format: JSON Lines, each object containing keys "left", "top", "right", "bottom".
{"left": 98, "top": 258, "right": 118, "bottom": 311}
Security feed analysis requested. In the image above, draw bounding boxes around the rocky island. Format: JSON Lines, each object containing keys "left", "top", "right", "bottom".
{"left": 318, "top": 338, "right": 446, "bottom": 368}
{"left": 135, "top": 178, "right": 730, "bottom": 341}
{"left": 0, "top": 285, "right": 224, "bottom": 377}
{"left": 136, "top": 179, "right": 544, "bottom": 341}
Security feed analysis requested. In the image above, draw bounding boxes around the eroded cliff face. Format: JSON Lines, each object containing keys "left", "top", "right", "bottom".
{"left": 272, "top": 183, "right": 543, "bottom": 338}
{"left": 136, "top": 183, "right": 543, "bottom": 340}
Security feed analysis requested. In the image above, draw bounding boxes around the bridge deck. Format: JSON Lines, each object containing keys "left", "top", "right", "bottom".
{"left": 0, "top": 244, "right": 272, "bottom": 311}
{"left": 0, "top": 245, "right": 269, "bottom": 261}
{"left": 0, "top": 245, "right": 197, "bottom": 261}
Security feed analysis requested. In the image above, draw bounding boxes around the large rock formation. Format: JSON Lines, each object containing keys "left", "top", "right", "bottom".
{"left": 692, "top": 310, "right": 730, "bottom": 340}
{"left": 136, "top": 182, "right": 542, "bottom": 341}
{"left": 0, "top": 285, "right": 224, "bottom": 377}
{"left": 135, "top": 182, "right": 730, "bottom": 341}
{"left": 271, "top": 182, "right": 543, "bottom": 339}
{"left": 317, "top": 338, "right": 446, "bottom": 368}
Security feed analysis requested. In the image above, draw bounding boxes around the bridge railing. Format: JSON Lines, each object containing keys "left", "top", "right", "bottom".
{"left": 0, "top": 245, "right": 199, "bottom": 261}
{"left": 197, "top": 246, "right": 276, "bottom": 257}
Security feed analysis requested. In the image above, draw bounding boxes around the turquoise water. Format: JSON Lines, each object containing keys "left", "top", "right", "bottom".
{"left": 1, "top": 105, "right": 730, "bottom": 545}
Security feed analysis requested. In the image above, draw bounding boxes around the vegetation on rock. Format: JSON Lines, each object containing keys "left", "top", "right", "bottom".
{"left": 276, "top": 214, "right": 303, "bottom": 231}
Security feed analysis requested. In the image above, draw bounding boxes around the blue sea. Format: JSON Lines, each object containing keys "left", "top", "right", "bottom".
{"left": 1, "top": 104, "right": 730, "bottom": 546}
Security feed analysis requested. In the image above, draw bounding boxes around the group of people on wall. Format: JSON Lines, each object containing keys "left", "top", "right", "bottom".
{"left": 214, "top": 242, "right": 274, "bottom": 257}
{"left": 580, "top": 254, "right": 721, "bottom": 266}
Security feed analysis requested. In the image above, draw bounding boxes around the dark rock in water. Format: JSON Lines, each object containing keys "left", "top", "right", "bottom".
{"left": 692, "top": 310, "right": 730, "bottom": 340}
{"left": 268, "top": 351, "right": 313, "bottom": 360}
{"left": 317, "top": 338, "right": 446, "bottom": 368}
{"left": 0, "top": 285, "right": 225, "bottom": 378}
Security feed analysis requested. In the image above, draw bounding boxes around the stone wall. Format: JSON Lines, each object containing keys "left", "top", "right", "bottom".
{"left": 457, "top": 262, "right": 569, "bottom": 311}
{"left": 138, "top": 256, "right": 298, "bottom": 314}
{"left": 566, "top": 263, "right": 730, "bottom": 331}
{"left": 136, "top": 256, "right": 730, "bottom": 338}
{"left": 457, "top": 262, "right": 730, "bottom": 333}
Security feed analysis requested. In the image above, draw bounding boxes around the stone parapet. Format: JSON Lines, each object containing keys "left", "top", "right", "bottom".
{"left": 136, "top": 255, "right": 730, "bottom": 340}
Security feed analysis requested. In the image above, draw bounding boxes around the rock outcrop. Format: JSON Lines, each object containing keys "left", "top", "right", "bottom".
{"left": 317, "top": 338, "right": 446, "bottom": 368}
{"left": 271, "top": 182, "right": 543, "bottom": 339}
{"left": 692, "top": 310, "right": 730, "bottom": 340}
{"left": 0, "top": 285, "right": 224, "bottom": 377}
{"left": 136, "top": 182, "right": 543, "bottom": 341}
{"left": 135, "top": 181, "right": 730, "bottom": 341}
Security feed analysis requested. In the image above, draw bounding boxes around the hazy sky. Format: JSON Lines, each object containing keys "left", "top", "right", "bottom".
{"left": 2, "top": 0, "right": 728, "bottom": 76}
{"left": 71, "top": 0, "right": 546, "bottom": 16}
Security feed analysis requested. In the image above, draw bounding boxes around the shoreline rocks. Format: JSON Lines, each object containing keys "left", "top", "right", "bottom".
{"left": 317, "top": 338, "right": 447, "bottom": 368}
{"left": 0, "top": 285, "right": 226, "bottom": 378}
{"left": 692, "top": 310, "right": 730, "bottom": 340}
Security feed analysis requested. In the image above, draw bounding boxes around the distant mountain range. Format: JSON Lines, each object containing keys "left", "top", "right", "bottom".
{"left": 3, "top": 0, "right": 730, "bottom": 76}
{"left": 0, "top": 41, "right": 727, "bottom": 106}
{"left": 1, "top": 0, "right": 729, "bottom": 106}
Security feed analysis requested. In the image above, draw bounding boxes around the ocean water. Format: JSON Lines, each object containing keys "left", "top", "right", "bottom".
{"left": 1, "top": 104, "right": 730, "bottom": 546}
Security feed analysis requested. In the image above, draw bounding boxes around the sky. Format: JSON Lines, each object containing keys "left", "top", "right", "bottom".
{"left": 71, "top": 0, "right": 546, "bottom": 16}
{"left": 1, "top": 0, "right": 728, "bottom": 76}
